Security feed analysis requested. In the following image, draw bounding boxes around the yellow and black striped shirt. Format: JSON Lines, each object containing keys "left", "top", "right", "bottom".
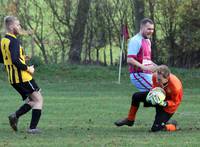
{"left": 0, "top": 33, "right": 32, "bottom": 84}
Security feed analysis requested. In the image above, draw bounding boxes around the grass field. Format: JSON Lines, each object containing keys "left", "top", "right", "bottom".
{"left": 0, "top": 65, "right": 200, "bottom": 147}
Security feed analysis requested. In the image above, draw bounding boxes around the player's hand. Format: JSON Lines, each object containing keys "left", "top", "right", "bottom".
{"left": 151, "top": 61, "right": 158, "bottom": 67}
{"left": 27, "top": 65, "right": 35, "bottom": 75}
{"left": 158, "top": 101, "right": 168, "bottom": 107}
{"left": 142, "top": 65, "right": 158, "bottom": 72}
{"left": 25, "top": 55, "right": 31, "bottom": 61}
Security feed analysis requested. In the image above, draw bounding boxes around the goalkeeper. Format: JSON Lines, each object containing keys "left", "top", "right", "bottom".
{"left": 114, "top": 65, "right": 183, "bottom": 132}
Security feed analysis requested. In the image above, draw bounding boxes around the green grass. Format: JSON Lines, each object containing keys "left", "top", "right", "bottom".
{"left": 0, "top": 65, "right": 200, "bottom": 147}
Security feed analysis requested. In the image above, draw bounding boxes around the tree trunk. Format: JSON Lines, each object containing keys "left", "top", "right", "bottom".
{"left": 108, "top": 27, "right": 113, "bottom": 66}
{"left": 103, "top": 48, "right": 107, "bottom": 66}
{"left": 96, "top": 48, "right": 100, "bottom": 64}
{"left": 133, "top": 0, "right": 145, "bottom": 33}
{"left": 68, "top": 0, "right": 91, "bottom": 64}
{"left": 148, "top": 0, "right": 158, "bottom": 62}
{"left": 110, "top": 46, "right": 113, "bottom": 66}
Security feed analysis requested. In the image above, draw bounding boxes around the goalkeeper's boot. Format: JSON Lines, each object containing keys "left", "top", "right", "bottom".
{"left": 114, "top": 118, "right": 134, "bottom": 127}
{"left": 165, "top": 120, "right": 180, "bottom": 131}
{"left": 8, "top": 113, "right": 18, "bottom": 132}
{"left": 27, "top": 128, "right": 42, "bottom": 134}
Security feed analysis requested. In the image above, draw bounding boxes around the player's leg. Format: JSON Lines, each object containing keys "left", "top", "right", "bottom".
{"left": 27, "top": 90, "right": 43, "bottom": 133}
{"left": 130, "top": 73, "right": 152, "bottom": 92}
{"left": 114, "top": 91, "right": 149, "bottom": 127}
{"left": 9, "top": 79, "right": 43, "bottom": 133}
{"left": 151, "top": 106, "right": 174, "bottom": 132}
{"left": 8, "top": 84, "right": 33, "bottom": 131}
{"left": 8, "top": 102, "right": 32, "bottom": 131}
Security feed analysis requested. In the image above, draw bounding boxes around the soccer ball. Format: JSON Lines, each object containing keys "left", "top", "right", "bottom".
{"left": 146, "top": 87, "right": 166, "bottom": 105}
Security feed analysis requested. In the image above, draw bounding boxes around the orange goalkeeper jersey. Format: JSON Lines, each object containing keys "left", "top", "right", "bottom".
{"left": 152, "top": 73, "right": 183, "bottom": 114}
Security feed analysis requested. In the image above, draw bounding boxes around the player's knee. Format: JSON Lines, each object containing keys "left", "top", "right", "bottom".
{"left": 36, "top": 95, "right": 43, "bottom": 106}
{"left": 33, "top": 100, "right": 43, "bottom": 109}
{"left": 30, "top": 92, "right": 43, "bottom": 104}
{"left": 131, "top": 93, "right": 140, "bottom": 106}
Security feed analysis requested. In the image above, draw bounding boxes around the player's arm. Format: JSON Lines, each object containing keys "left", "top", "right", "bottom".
{"left": 10, "top": 40, "right": 34, "bottom": 74}
{"left": 151, "top": 74, "right": 168, "bottom": 107}
{"left": 127, "top": 57, "right": 145, "bottom": 70}
{"left": 165, "top": 89, "right": 182, "bottom": 107}
{"left": 9, "top": 40, "right": 28, "bottom": 70}
{"left": 127, "top": 57, "right": 157, "bottom": 72}
{"left": 127, "top": 38, "right": 143, "bottom": 68}
{"left": 159, "top": 88, "right": 182, "bottom": 107}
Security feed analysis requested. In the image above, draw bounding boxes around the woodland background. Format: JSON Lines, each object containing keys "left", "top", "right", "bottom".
{"left": 0, "top": 0, "right": 200, "bottom": 68}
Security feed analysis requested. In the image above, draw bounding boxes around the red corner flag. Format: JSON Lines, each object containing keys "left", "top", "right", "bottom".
{"left": 118, "top": 24, "right": 129, "bottom": 84}
{"left": 121, "top": 24, "right": 129, "bottom": 40}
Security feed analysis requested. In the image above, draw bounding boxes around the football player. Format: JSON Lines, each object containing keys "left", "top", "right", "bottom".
{"left": 127, "top": 18, "right": 157, "bottom": 92}
{"left": 0, "top": 16, "right": 43, "bottom": 134}
{"left": 114, "top": 65, "right": 183, "bottom": 132}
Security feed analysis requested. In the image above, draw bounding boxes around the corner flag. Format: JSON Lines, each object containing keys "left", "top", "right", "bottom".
{"left": 118, "top": 24, "right": 129, "bottom": 84}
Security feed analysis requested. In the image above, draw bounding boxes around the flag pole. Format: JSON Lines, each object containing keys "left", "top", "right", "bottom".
{"left": 118, "top": 35, "right": 124, "bottom": 84}
{"left": 118, "top": 23, "right": 129, "bottom": 84}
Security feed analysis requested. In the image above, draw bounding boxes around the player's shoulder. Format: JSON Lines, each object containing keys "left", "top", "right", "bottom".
{"left": 4, "top": 34, "right": 15, "bottom": 42}
{"left": 169, "top": 74, "right": 182, "bottom": 90}
{"left": 170, "top": 74, "right": 181, "bottom": 82}
{"left": 129, "top": 34, "right": 142, "bottom": 43}
{"left": 6, "top": 34, "right": 19, "bottom": 45}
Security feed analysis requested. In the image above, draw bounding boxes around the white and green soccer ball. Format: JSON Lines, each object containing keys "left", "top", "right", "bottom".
{"left": 146, "top": 87, "right": 166, "bottom": 105}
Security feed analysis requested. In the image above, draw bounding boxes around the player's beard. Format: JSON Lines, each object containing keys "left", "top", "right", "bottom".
{"left": 142, "top": 33, "right": 152, "bottom": 39}
{"left": 145, "top": 33, "right": 153, "bottom": 39}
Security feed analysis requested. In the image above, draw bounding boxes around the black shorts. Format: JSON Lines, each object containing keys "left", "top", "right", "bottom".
{"left": 11, "top": 79, "right": 40, "bottom": 101}
{"left": 131, "top": 91, "right": 154, "bottom": 107}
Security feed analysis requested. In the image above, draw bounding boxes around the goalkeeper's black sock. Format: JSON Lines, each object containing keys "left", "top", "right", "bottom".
{"left": 16, "top": 104, "right": 32, "bottom": 119}
{"left": 30, "top": 109, "right": 41, "bottom": 129}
